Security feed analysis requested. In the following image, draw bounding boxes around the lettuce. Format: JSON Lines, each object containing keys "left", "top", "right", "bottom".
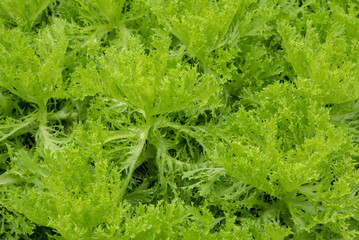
{"left": 0, "top": 0, "right": 358, "bottom": 239}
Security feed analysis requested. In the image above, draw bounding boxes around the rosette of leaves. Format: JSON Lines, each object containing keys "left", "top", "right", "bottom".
{"left": 72, "top": 30, "right": 222, "bottom": 202}
{"left": 0, "top": 20, "right": 83, "bottom": 152}
{"left": 215, "top": 82, "right": 359, "bottom": 239}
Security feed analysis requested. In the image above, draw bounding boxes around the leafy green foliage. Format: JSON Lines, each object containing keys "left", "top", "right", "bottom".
{"left": 215, "top": 83, "right": 359, "bottom": 238}
{"left": 0, "top": 207, "right": 35, "bottom": 240}
{"left": 0, "top": 0, "right": 358, "bottom": 239}
{"left": 58, "top": 0, "right": 146, "bottom": 46}
{"left": 279, "top": 20, "right": 359, "bottom": 104}
{"left": 0, "top": 0, "right": 53, "bottom": 28}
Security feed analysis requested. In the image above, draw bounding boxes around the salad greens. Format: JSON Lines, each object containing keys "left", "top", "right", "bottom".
{"left": 0, "top": 0, "right": 358, "bottom": 239}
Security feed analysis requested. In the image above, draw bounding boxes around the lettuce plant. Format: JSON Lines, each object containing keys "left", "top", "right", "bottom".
{"left": 0, "top": 0, "right": 358, "bottom": 239}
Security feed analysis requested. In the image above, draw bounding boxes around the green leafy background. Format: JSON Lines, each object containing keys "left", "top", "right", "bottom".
{"left": 0, "top": 0, "right": 358, "bottom": 239}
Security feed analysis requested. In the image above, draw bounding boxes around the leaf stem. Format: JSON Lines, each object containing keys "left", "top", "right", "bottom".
{"left": 117, "top": 124, "right": 151, "bottom": 205}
